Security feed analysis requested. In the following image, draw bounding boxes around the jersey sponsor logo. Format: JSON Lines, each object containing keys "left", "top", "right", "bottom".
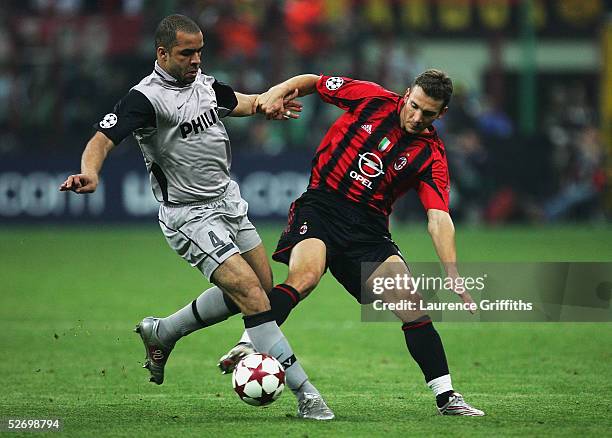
{"left": 358, "top": 152, "right": 385, "bottom": 178}
{"left": 377, "top": 137, "right": 392, "bottom": 152}
{"left": 179, "top": 108, "right": 220, "bottom": 138}
{"left": 350, "top": 152, "right": 385, "bottom": 190}
{"left": 394, "top": 156, "right": 408, "bottom": 171}
{"left": 361, "top": 124, "right": 372, "bottom": 134}
{"left": 99, "top": 113, "right": 117, "bottom": 129}
{"left": 325, "top": 77, "right": 344, "bottom": 90}
{"left": 350, "top": 170, "right": 373, "bottom": 189}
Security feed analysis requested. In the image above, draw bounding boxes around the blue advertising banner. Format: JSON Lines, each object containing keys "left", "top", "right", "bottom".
{"left": 0, "top": 150, "right": 312, "bottom": 223}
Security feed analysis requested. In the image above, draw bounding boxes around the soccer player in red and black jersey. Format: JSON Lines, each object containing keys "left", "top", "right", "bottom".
{"left": 220, "top": 70, "right": 485, "bottom": 416}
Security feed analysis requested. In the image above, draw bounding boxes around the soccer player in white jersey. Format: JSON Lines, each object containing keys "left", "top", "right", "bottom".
{"left": 59, "top": 14, "right": 333, "bottom": 420}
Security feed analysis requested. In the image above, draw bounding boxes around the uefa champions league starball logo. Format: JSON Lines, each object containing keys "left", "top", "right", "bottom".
{"left": 99, "top": 113, "right": 118, "bottom": 129}
{"left": 326, "top": 77, "right": 344, "bottom": 90}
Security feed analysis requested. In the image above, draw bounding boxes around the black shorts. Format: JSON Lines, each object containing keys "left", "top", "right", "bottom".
{"left": 272, "top": 189, "right": 404, "bottom": 303}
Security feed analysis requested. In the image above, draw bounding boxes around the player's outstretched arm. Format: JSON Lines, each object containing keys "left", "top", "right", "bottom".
{"left": 232, "top": 92, "right": 303, "bottom": 120}
{"left": 59, "top": 131, "right": 115, "bottom": 194}
{"left": 255, "top": 74, "right": 321, "bottom": 119}
{"left": 427, "top": 209, "right": 476, "bottom": 313}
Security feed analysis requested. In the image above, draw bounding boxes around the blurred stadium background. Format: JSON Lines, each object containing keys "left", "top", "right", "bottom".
{"left": 0, "top": 0, "right": 609, "bottom": 225}
{"left": 2, "top": 2, "right": 612, "bottom": 436}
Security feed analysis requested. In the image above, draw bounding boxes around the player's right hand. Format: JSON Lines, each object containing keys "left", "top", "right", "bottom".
{"left": 281, "top": 97, "right": 303, "bottom": 119}
{"left": 256, "top": 87, "right": 300, "bottom": 119}
{"left": 59, "top": 173, "right": 98, "bottom": 193}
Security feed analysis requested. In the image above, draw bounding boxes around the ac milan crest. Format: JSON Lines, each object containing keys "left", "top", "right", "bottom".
{"left": 299, "top": 222, "right": 308, "bottom": 235}
{"left": 394, "top": 156, "right": 408, "bottom": 171}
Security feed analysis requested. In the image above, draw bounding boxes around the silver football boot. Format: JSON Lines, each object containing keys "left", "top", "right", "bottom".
{"left": 217, "top": 342, "right": 256, "bottom": 374}
{"left": 438, "top": 392, "right": 485, "bottom": 416}
{"left": 297, "top": 393, "right": 335, "bottom": 420}
{"left": 134, "top": 317, "right": 175, "bottom": 385}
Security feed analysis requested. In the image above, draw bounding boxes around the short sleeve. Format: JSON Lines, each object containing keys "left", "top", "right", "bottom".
{"left": 212, "top": 80, "right": 238, "bottom": 118}
{"left": 416, "top": 154, "right": 450, "bottom": 212}
{"left": 316, "top": 75, "right": 393, "bottom": 111}
{"left": 94, "top": 89, "right": 155, "bottom": 145}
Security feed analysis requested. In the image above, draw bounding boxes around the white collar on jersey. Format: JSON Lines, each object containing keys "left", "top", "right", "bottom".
{"left": 153, "top": 61, "right": 200, "bottom": 87}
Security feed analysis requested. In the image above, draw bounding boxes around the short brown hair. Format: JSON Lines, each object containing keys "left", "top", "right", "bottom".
{"left": 412, "top": 69, "right": 453, "bottom": 109}
{"left": 154, "top": 14, "right": 201, "bottom": 51}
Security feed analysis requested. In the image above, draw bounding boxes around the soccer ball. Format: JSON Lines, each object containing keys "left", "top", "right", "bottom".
{"left": 232, "top": 353, "right": 285, "bottom": 406}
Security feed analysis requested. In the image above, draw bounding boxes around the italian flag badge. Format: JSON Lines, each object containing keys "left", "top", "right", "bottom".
{"left": 378, "top": 137, "right": 392, "bottom": 152}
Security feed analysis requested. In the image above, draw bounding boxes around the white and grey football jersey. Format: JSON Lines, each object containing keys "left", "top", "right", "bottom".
{"left": 96, "top": 62, "right": 238, "bottom": 203}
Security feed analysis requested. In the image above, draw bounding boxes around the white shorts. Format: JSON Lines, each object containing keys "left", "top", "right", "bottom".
{"left": 158, "top": 180, "right": 262, "bottom": 280}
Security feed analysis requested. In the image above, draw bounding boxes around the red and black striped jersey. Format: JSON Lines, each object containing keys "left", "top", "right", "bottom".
{"left": 309, "top": 75, "right": 450, "bottom": 217}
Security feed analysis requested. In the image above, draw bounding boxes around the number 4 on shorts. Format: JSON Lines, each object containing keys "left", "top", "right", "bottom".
{"left": 208, "top": 231, "right": 224, "bottom": 248}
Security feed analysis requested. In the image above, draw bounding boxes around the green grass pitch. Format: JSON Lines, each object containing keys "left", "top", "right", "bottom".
{"left": 1, "top": 224, "right": 611, "bottom": 437}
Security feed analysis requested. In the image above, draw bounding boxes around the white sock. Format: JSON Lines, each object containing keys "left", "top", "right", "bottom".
{"left": 238, "top": 330, "right": 251, "bottom": 344}
{"left": 158, "top": 286, "right": 236, "bottom": 345}
{"left": 245, "top": 319, "right": 318, "bottom": 400}
{"left": 427, "top": 374, "right": 453, "bottom": 396}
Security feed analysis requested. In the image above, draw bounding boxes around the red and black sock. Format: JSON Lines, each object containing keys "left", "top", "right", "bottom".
{"left": 268, "top": 283, "right": 300, "bottom": 326}
{"left": 222, "top": 283, "right": 299, "bottom": 327}
{"left": 402, "top": 315, "right": 452, "bottom": 406}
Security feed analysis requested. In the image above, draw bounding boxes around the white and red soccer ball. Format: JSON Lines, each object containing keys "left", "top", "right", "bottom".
{"left": 232, "top": 353, "right": 285, "bottom": 406}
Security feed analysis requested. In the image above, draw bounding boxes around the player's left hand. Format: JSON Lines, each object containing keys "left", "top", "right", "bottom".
{"left": 455, "top": 289, "right": 477, "bottom": 314}
{"left": 447, "top": 273, "right": 477, "bottom": 314}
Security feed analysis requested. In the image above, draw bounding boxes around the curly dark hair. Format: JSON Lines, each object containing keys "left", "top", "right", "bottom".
{"left": 154, "top": 14, "right": 201, "bottom": 51}
{"left": 412, "top": 69, "right": 453, "bottom": 109}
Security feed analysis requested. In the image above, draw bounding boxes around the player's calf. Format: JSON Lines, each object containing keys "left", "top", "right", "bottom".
{"left": 285, "top": 270, "right": 321, "bottom": 299}
{"left": 212, "top": 253, "right": 271, "bottom": 315}
{"left": 283, "top": 238, "right": 327, "bottom": 299}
